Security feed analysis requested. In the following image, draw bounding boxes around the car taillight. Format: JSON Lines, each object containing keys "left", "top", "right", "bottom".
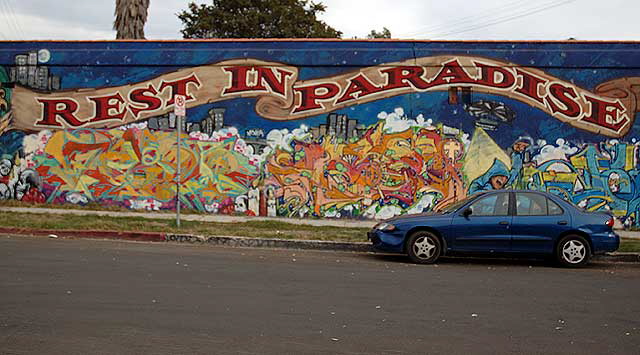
{"left": 605, "top": 217, "right": 614, "bottom": 228}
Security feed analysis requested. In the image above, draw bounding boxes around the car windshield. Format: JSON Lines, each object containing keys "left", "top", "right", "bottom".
{"left": 439, "top": 193, "right": 485, "bottom": 214}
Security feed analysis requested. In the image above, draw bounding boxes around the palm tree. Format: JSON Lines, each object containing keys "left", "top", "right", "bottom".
{"left": 113, "top": 0, "right": 150, "bottom": 39}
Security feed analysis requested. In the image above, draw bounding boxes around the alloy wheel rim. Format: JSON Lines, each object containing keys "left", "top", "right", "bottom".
{"left": 413, "top": 236, "right": 436, "bottom": 260}
{"left": 562, "top": 240, "right": 586, "bottom": 264}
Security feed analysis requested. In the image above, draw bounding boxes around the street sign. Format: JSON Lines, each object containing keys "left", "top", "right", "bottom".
{"left": 174, "top": 95, "right": 186, "bottom": 228}
{"left": 174, "top": 94, "right": 186, "bottom": 116}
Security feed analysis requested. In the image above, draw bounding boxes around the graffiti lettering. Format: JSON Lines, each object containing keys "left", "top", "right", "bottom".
{"left": 427, "top": 59, "right": 476, "bottom": 87}
{"left": 514, "top": 68, "right": 546, "bottom": 104}
{"left": 335, "top": 73, "right": 383, "bottom": 104}
{"left": 380, "top": 66, "right": 430, "bottom": 90}
{"left": 32, "top": 74, "right": 202, "bottom": 129}
{"left": 159, "top": 73, "right": 201, "bottom": 105}
{"left": 6, "top": 56, "right": 638, "bottom": 137}
{"left": 88, "top": 92, "right": 126, "bottom": 123}
{"left": 34, "top": 98, "right": 82, "bottom": 127}
{"left": 223, "top": 66, "right": 294, "bottom": 97}
{"left": 476, "top": 62, "right": 516, "bottom": 88}
{"left": 583, "top": 95, "right": 627, "bottom": 131}
{"left": 293, "top": 83, "right": 340, "bottom": 113}
{"left": 545, "top": 83, "right": 582, "bottom": 118}
{"left": 167, "top": 234, "right": 205, "bottom": 243}
{"left": 128, "top": 84, "right": 162, "bottom": 117}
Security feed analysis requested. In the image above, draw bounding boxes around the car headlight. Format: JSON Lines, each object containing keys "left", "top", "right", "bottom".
{"left": 375, "top": 222, "right": 396, "bottom": 231}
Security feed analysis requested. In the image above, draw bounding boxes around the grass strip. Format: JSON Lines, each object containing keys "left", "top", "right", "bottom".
{"left": 0, "top": 211, "right": 369, "bottom": 242}
{"left": 618, "top": 238, "right": 640, "bottom": 253}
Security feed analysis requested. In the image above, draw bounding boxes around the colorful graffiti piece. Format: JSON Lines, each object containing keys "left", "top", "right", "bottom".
{"left": 2, "top": 40, "right": 640, "bottom": 223}
{"left": 263, "top": 111, "right": 467, "bottom": 219}
{"left": 31, "top": 126, "right": 260, "bottom": 212}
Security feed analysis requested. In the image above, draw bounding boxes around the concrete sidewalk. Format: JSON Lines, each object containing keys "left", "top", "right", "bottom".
{"left": 615, "top": 230, "right": 640, "bottom": 240}
{"left": 0, "top": 206, "right": 377, "bottom": 229}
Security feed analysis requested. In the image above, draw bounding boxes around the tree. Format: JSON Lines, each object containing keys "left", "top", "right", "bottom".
{"left": 367, "top": 27, "right": 391, "bottom": 39}
{"left": 113, "top": 0, "right": 150, "bottom": 39}
{"left": 178, "top": 0, "right": 342, "bottom": 39}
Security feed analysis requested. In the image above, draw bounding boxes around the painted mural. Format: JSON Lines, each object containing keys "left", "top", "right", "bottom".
{"left": 1, "top": 40, "right": 640, "bottom": 224}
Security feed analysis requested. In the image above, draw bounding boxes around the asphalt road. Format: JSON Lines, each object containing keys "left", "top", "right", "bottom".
{"left": 1, "top": 236, "right": 639, "bottom": 355}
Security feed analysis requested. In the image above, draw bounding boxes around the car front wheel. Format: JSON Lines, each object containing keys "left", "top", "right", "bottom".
{"left": 556, "top": 235, "right": 591, "bottom": 268}
{"left": 407, "top": 231, "right": 442, "bottom": 264}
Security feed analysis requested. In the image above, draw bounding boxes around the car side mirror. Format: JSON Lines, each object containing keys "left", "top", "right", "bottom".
{"left": 462, "top": 208, "right": 472, "bottom": 217}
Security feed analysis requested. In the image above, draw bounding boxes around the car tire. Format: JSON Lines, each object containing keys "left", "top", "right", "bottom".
{"left": 556, "top": 234, "right": 591, "bottom": 268}
{"left": 406, "top": 231, "right": 441, "bottom": 264}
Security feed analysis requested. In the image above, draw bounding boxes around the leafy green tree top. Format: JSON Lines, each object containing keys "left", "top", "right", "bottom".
{"left": 178, "top": 0, "right": 342, "bottom": 39}
{"left": 367, "top": 27, "right": 391, "bottom": 39}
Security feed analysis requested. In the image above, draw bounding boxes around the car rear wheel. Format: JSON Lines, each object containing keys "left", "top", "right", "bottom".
{"left": 407, "top": 231, "right": 441, "bottom": 264}
{"left": 556, "top": 235, "right": 591, "bottom": 268}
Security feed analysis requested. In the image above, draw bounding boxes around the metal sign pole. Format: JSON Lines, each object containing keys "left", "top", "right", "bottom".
{"left": 173, "top": 94, "right": 187, "bottom": 229}
{"left": 176, "top": 113, "right": 182, "bottom": 228}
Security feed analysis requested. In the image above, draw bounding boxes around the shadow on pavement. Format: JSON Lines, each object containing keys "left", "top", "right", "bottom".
{"left": 363, "top": 252, "right": 616, "bottom": 269}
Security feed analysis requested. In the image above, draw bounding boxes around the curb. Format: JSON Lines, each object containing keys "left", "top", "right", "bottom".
{"left": 0, "top": 227, "right": 371, "bottom": 252}
{"left": 0, "top": 227, "right": 166, "bottom": 242}
{"left": 1, "top": 228, "right": 638, "bottom": 262}
{"left": 166, "top": 234, "right": 372, "bottom": 252}
{"left": 593, "top": 253, "right": 640, "bottom": 263}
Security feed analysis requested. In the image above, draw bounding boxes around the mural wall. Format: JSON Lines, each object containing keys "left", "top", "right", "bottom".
{"left": 1, "top": 40, "right": 640, "bottom": 223}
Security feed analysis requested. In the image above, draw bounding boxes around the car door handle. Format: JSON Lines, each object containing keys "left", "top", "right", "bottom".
{"left": 498, "top": 221, "right": 509, "bottom": 225}
{"left": 557, "top": 220, "right": 568, "bottom": 225}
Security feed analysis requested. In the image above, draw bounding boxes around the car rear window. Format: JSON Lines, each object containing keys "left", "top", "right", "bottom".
{"left": 515, "top": 193, "right": 547, "bottom": 216}
{"left": 547, "top": 198, "right": 564, "bottom": 215}
{"left": 515, "top": 193, "right": 564, "bottom": 216}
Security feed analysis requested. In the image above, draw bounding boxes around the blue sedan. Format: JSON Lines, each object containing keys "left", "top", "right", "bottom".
{"left": 368, "top": 190, "right": 620, "bottom": 267}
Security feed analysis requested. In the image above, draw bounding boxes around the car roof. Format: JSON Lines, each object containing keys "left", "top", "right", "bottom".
{"left": 483, "top": 189, "right": 552, "bottom": 194}
{"left": 480, "top": 189, "right": 567, "bottom": 201}
{"left": 482, "top": 189, "right": 571, "bottom": 203}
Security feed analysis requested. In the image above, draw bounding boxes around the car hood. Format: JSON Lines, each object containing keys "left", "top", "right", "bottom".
{"left": 384, "top": 211, "right": 451, "bottom": 224}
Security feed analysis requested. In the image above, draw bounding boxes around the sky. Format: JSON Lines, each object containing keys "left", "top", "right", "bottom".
{"left": 0, "top": 0, "right": 639, "bottom": 41}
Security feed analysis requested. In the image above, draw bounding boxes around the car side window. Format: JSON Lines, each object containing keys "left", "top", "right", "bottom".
{"left": 547, "top": 198, "right": 564, "bottom": 215}
{"left": 516, "top": 193, "right": 547, "bottom": 216}
{"left": 468, "top": 193, "right": 509, "bottom": 216}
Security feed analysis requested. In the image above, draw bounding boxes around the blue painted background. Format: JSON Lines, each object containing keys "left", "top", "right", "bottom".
{"left": 1, "top": 40, "right": 639, "bottom": 221}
